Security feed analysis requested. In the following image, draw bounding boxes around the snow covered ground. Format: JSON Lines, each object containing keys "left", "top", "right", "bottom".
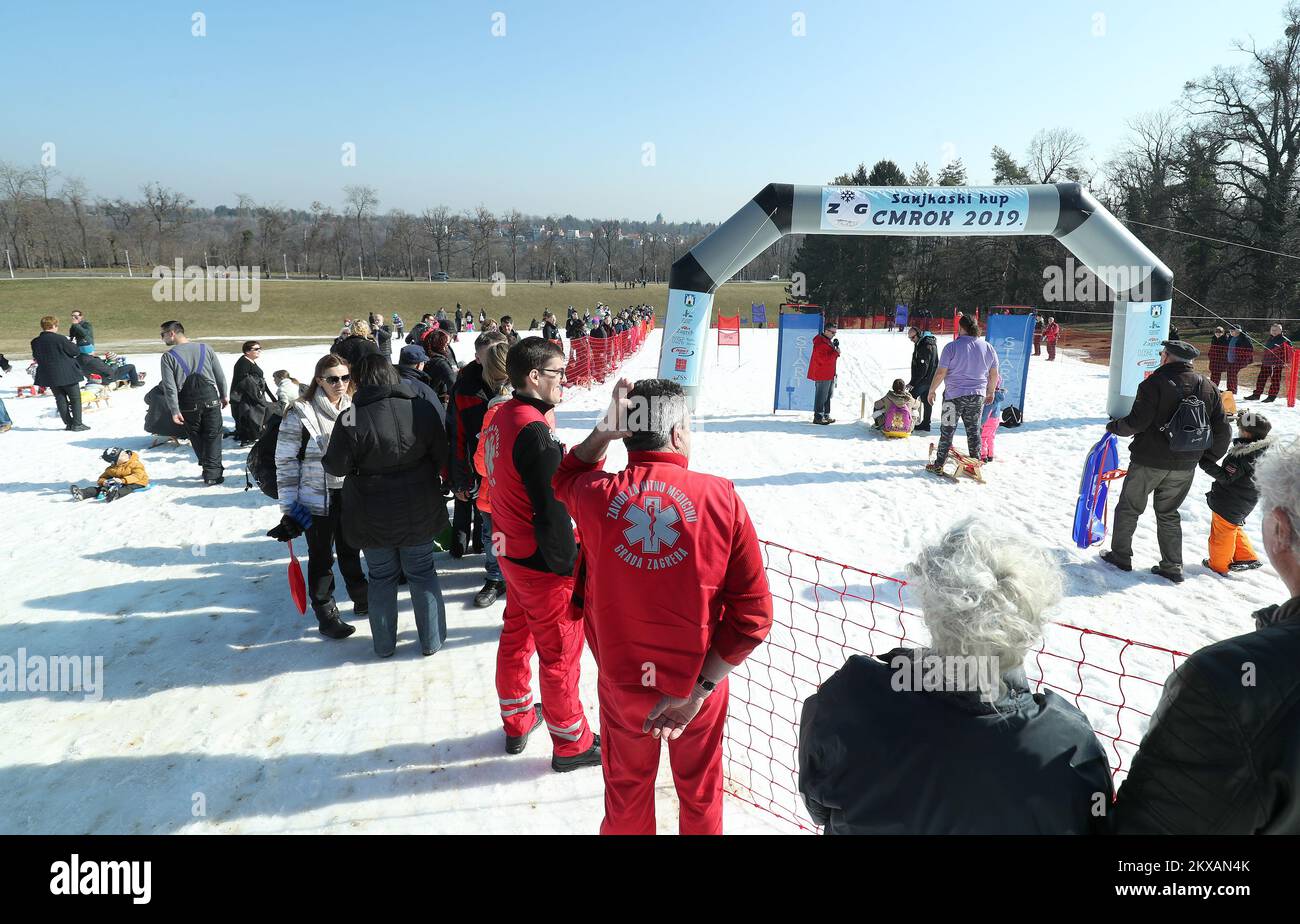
{"left": 1, "top": 328, "right": 1295, "bottom": 834}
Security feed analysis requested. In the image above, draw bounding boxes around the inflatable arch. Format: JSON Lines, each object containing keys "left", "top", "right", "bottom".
{"left": 656, "top": 183, "right": 1172, "bottom": 419}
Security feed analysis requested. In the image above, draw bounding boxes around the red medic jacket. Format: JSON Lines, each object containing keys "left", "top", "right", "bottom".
{"left": 806, "top": 333, "right": 839, "bottom": 382}
{"left": 481, "top": 393, "right": 577, "bottom": 575}
{"left": 553, "top": 449, "right": 773, "bottom": 698}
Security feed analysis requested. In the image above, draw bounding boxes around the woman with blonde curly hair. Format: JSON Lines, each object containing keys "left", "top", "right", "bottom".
{"left": 798, "top": 516, "right": 1112, "bottom": 834}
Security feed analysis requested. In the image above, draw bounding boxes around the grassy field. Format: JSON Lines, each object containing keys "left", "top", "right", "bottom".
{"left": 0, "top": 278, "right": 793, "bottom": 356}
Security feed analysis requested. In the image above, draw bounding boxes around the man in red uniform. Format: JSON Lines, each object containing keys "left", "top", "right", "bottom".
{"left": 553, "top": 377, "right": 773, "bottom": 834}
{"left": 480, "top": 338, "right": 600, "bottom": 771}
{"left": 806, "top": 321, "right": 840, "bottom": 425}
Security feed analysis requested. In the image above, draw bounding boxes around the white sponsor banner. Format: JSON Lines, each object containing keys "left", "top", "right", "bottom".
{"left": 658, "top": 288, "right": 713, "bottom": 387}
{"left": 1119, "top": 300, "right": 1171, "bottom": 395}
{"left": 820, "top": 186, "right": 1030, "bottom": 233}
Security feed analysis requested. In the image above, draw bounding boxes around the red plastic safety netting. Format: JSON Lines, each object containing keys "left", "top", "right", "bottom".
{"left": 723, "top": 540, "right": 1190, "bottom": 832}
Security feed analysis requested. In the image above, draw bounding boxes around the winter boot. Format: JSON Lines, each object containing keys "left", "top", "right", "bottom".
{"left": 102, "top": 481, "right": 123, "bottom": 503}
{"left": 1263, "top": 395, "right": 1277, "bottom": 403}
{"left": 69, "top": 485, "right": 88, "bottom": 500}
{"left": 552, "top": 736, "right": 602, "bottom": 773}
{"left": 1242, "top": 393, "right": 1262, "bottom": 401}
{"left": 474, "top": 579, "right": 506, "bottom": 607}
{"left": 505, "top": 704, "right": 545, "bottom": 755}
{"left": 1229, "top": 560, "right": 1264, "bottom": 572}
{"left": 316, "top": 604, "right": 356, "bottom": 639}
{"left": 1100, "top": 550, "right": 1132, "bottom": 572}
{"left": 1150, "top": 565, "right": 1185, "bottom": 584}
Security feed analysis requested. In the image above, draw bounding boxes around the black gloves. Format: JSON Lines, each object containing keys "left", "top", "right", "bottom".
{"left": 267, "top": 515, "right": 305, "bottom": 542}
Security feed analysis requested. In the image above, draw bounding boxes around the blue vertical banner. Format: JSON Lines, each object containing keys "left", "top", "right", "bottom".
{"left": 894, "top": 304, "right": 909, "bottom": 328}
{"left": 773, "top": 310, "right": 822, "bottom": 412}
{"left": 751, "top": 303, "right": 767, "bottom": 326}
{"left": 985, "top": 313, "right": 1034, "bottom": 424}
{"left": 658, "top": 288, "right": 714, "bottom": 386}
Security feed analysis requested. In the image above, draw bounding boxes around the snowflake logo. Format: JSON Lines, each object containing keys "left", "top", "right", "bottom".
{"left": 840, "top": 190, "right": 856, "bottom": 201}
{"left": 622, "top": 496, "right": 680, "bottom": 554}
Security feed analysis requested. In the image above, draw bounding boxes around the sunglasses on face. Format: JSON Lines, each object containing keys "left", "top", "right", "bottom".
{"left": 323, "top": 374, "right": 350, "bottom": 385}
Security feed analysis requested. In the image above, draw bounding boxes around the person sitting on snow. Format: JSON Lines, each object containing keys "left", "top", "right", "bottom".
{"left": 70, "top": 447, "right": 149, "bottom": 503}
{"left": 872, "top": 379, "right": 920, "bottom": 437}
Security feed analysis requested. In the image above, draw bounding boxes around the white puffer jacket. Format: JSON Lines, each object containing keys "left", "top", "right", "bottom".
{"left": 275, "top": 398, "right": 346, "bottom": 516}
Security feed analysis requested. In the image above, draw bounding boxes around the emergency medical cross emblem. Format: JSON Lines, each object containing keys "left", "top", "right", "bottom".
{"left": 623, "top": 496, "right": 680, "bottom": 553}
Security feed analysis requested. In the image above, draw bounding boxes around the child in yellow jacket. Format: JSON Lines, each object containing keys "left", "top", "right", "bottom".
{"left": 70, "top": 447, "right": 149, "bottom": 503}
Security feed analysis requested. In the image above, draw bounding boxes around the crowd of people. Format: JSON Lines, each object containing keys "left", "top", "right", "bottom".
{"left": 7, "top": 298, "right": 1299, "bottom": 835}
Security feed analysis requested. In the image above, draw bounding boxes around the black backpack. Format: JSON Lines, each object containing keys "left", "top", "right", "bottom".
{"left": 169, "top": 345, "right": 219, "bottom": 407}
{"left": 244, "top": 408, "right": 309, "bottom": 498}
{"left": 1161, "top": 376, "right": 1213, "bottom": 453}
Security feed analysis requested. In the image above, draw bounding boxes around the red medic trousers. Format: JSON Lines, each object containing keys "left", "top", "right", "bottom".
{"left": 495, "top": 559, "right": 594, "bottom": 757}
{"left": 597, "top": 676, "right": 729, "bottom": 835}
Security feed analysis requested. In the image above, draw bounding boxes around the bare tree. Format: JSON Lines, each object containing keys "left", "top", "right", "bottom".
{"left": 141, "top": 181, "right": 194, "bottom": 262}
{"left": 421, "top": 205, "right": 455, "bottom": 274}
{"left": 388, "top": 208, "right": 421, "bottom": 279}
{"left": 343, "top": 184, "right": 379, "bottom": 276}
{"left": 503, "top": 209, "right": 527, "bottom": 280}
{"left": 62, "top": 177, "right": 94, "bottom": 266}
{"left": 1027, "top": 128, "right": 1089, "bottom": 183}
{"left": 0, "top": 161, "right": 37, "bottom": 267}
{"left": 468, "top": 205, "right": 496, "bottom": 279}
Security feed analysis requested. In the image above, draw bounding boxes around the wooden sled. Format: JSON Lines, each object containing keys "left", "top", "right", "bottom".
{"left": 927, "top": 442, "right": 986, "bottom": 483}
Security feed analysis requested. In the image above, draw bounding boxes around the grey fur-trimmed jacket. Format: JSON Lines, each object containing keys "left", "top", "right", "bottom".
{"left": 274, "top": 397, "right": 349, "bottom": 516}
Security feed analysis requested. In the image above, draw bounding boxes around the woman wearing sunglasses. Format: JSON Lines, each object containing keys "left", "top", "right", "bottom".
{"left": 231, "top": 340, "right": 276, "bottom": 447}
{"left": 271, "top": 354, "right": 369, "bottom": 639}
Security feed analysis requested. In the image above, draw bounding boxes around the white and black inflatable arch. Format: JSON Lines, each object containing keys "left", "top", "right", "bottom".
{"left": 656, "top": 182, "right": 1172, "bottom": 419}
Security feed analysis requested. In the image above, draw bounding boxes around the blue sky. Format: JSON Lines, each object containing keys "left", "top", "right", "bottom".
{"left": 0, "top": 0, "right": 1289, "bottom": 222}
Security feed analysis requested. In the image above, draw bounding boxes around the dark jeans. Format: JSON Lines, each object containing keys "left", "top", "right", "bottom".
{"left": 363, "top": 543, "right": 446, "bottom": 656}
{"left": 304, "top": 488, "right": 368, "bottom": 617}
{"left": 51, "top": 384, "right": 83, "bottom": 427}
{"left": 934, "top": 393, "right": 983, "bottom": 465}
{"left": 813, "top": 378, "right": 834, "bottom": 420}
{"left": 482, "top": 510, "right": 502, "bottom": 582}
{"left": 78, "top": 482, "right": 142, "bottom": 500}
{"left": 182, "top": 400, "right": 224, "bottom": 481}
{"left": 114, "top": 364, "right": 140, "bottom": 386}
{"left": 453, "top": 495, "right": 482, "bottom": 548}
{"left": 1110, "top": 463, "right": 1195, "bottom": 571}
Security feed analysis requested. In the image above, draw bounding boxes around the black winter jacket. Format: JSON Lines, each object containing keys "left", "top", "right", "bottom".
{"left": 333, "top": 335, "right": 380, "bottom": 368}
{"left": 1112, "top": 598, "right": 1300, "bottom": 834}
{"left": 907, "top": 332, "right": 938, "bottom": 393}
{"left": 69, "top": 320, "right": 95, "bottom": 347}
{"left": 396, "top": 365, "right": 446, "bottom": 419}
{"left": 798, "top": 649, "right": 1113, "bottom": 834}
{"left": 30, "top": 330, "right": 84, "bottom": 387}
{"left": 320, "top": 383, "right": 449, "bottom": 549}
{"left": 446, "top": 361, "right": 489, "bottom": 493}
{"left": 423, "top": 353, "right": 458, "bottom": 404}
{"left": 1200, "top": 435, "right": 1275, "bottom": 525}
{"left": 1107, "top": 361, "right": 1230, "bottom": 471}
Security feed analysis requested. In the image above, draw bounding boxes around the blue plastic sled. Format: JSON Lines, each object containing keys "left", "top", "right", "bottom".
{"left": 1072, "top": 432, "right": 1124, "bottom": 549}
{"left": 96, "top": 482, "right": 152, "bottom": 502}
